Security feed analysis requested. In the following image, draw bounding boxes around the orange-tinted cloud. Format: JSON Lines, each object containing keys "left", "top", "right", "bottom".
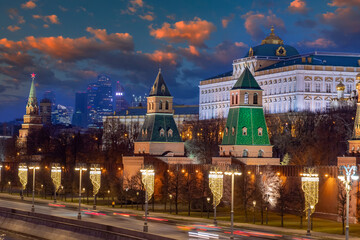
{"left": 242, "top": 11, "right": 285, "bottom": 40}
{"left": 288, "top": 0, "right": 308, "bottom": 14}
{"left": 150, "top": 17, "right": 216, "bottom": 47}
{"left": 235, "top": 42, "right": 248, "bottom": 48}
{"left": 21, "top": 0, "right": 36, "bottom": 9}
{"left": 146, "top": 50, "right": 177, "bottom": 65}
{"left": 7, "top": 25, "right": 21, "bottom": 32}
{"left": 221, "top": 14, "right": 234, "bottom": 28}
{"left": 300, "top": 38, "right": 336, "bottom": 48}
{"left": 33, "top": 14, "right": 60, "bottom": 24}
{"left": 328, "top": 0, "right": 360, "bottom": 7}
{"left": 139, "top": 13, "right": 154, "bottom": 21}
{"left": 8, "top": 8, "right": 25, "bottom": 24}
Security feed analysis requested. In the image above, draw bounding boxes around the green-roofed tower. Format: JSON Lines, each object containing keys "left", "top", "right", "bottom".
{"left": 134, "top": 69, "right": 184, "bottom": 156}
{"left": 17, "top": 73, "right": 43, "bottom": 154}
{"left": 219, "top": 68, "right": 278, "bottom": 164}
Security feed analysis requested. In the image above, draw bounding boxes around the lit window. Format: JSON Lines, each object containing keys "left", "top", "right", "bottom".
{"left": 159, "top": 128, "right": 165, "bottom": 137}
{"left": 225, "top": 127, "right": 228, "bottom": 136}
{"left": 244, "top": 92, "right": 249, "bottom": 104}
{"left": 258, "top": 127, "right": 263, "bottom": 136}
{"left": 232, "top": 127, "right": 235, "bottom": 135}
{"left": 242, "top": 127, "right": 247, "bottom": 136}
{"left": 168, "top": 129, "right": 173, "bottom": 137}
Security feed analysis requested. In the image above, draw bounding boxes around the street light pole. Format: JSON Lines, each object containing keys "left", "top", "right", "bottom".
{"left": 224, "top": 170, "right": 241, "bottom": 239}
{"left": 75, "top": 165, "right": 87, "bottom": 220}
{"left": 140, "top": 167, "right": 155, "bottom": 233}
{"left": 207, "top": 197, "right": 210, "bottom": 218}
{"left": 29, "top": 165, "right": 39, "bottom": 212}
{"left": 338, "top": 165, "right": 359, "bottom": 240}
{"left": 253, "top": 200, "right": 256, "bottom": 224}
{"left": 169, "top": 194, "right": 173, "bottom": 214}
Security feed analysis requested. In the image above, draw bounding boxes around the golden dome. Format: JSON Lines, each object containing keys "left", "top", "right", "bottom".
{"left": 356, "top": 73, "right": 360, "bottom": 81}
{"left": 261, "top": 26, "right": 284, "bottom": 45}
{"left": 336, "top": 82, "right": 345, "bottom": 91}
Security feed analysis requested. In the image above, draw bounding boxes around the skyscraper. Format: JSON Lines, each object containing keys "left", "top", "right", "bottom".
{"left": 72, "top": 92, "right": 88, "bottom": 127}
{"left": 40, "top": 98, "right": 52, "bottom": 125}
{"left": 115, "top": 81, "right": 127, "bottom": 113}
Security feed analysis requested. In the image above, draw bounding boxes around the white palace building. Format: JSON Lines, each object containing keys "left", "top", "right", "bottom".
{"left": 199, "top": 27, "right": 360, "bottom": 119}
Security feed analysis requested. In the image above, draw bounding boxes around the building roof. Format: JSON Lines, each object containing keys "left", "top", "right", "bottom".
{"left": 204, "top": 70, "right": 233, "bottom": 80}
{"left": 260, "top": 52, "right": 360, "bottom": 71}
{"left": 244, "top": 44, "right": 299, "bottom": 58}
{"left": 232, "top": 67, "right": 261, "bottom": 90}
{"left": 149, "top": 69, "right": 172, "bottom": 97}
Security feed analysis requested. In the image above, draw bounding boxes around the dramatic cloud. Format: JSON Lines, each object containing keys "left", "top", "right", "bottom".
{"left": 21, "top": 0, "right": 36, "bottom": 9}
{"left": 300, "top": 38, "right": 336, "bottom": 48}
{"left": 33, "top": 14, "right": 60, "bottom": 24}
{"left": 221, "top": 14, "right": 234, "bottom": 28}
{"left": 139, "top": 13, "right": 154, "bottom": 21}
{"left": 328, "top": 0, "right": 360, "bottom": 7}
{"left": 7, "top": 25, "right": 21, "bottom": 32}
{"left": 288, "top": 0, "right": 308, "bottom": 14}
{"left": 242, "top": 11, "right": 285, "bottom": 41}
{"left": 150, "top": 17, "right": 216, "bottom": 47}
{"left": 8, "top": 8, "right": 25, "bottom": 24}
{"left": 146, "top": 50, "right": 177, "bottom": 65}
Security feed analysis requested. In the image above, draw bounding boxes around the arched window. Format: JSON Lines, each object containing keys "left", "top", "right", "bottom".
{"left": 244, "top": 92, "right": 249, "bottom": 104}
{"left": 151, "top": 102, "right": 154, "bottom": 110}
{"left": 243, "top": 149, "right": 248, "bottom": 157}
{"left": 225, "top": 127, "right": 229, "bottom": 136}
{"left": 168, "top": 129, "right": 173, "bottom": 137}
{"left": 159, "top": 128, "right": 165, "bottom": 137}
{"left": 159, "top": 100, "right": 163, "bottom": 110}
{"left": 232, "top": 127, "right": 235, "bottom": 135}
{"left": 165, "top": 101, "right": 169, "bottom": 110}
{"left": 231, "top": 93, "right": 234, "bottom": 104}
{"left": 242, "top": 127, "right": 247, "bottom": 136}
{"left": 258, "top": 150, "right": 264, "bottom": 157}
{"left": 253, "top": 93, "right": 258, "bottom": 104}
{"left": 235, "top": 92, "right": 239, "bottom": 104}
{"left": 258, "top": 127, "right": 263, "bottom": 136}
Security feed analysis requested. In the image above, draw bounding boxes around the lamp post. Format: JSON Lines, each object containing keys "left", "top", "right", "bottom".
{"left": 169, "top": 194, "right": 173, "bottom": 214}
{"left": 207, "top": 197, "right": 210, "bottom": 219}
{"left": 209, "top": 169, "right": 223, "bottom": 226}
{"left": 224, "top": 169, "right": 241, "bottom": 239}
{"left": 338, "top": 165, "right": 359, "bottom": 240}
{"left": 265, "top": 194, "right": 269, "bottom": 225}
{"left": 136, "top": 192, "right": 139, "bottom": 210}
{"left": 51, "top": 163, "right": 61, "bottom": 203}
{"left": 107, "top": 190, "right": 110, "bottom": 207}
{"left": 253, "top": 200, "right": 256, "bottom": 224}
{"left": 90, "top": 164, "right": 101, "bottom": 210}
{"left": 140, "top": 167, "right": 155, "bottom": 232}
{"left": 8, "top": 181, "right": 11, "bottom": 194}
{"left": 75, "top": 164, "right": 87, "bottom": 220}
{"left": 18, "top": 163, "right": 28, "bottom": 200}
{"left": 301, "top": 168, "right": 319, "bottom": 236}
{"left": 29, "top": 164, "right": 40, "bottom": 212}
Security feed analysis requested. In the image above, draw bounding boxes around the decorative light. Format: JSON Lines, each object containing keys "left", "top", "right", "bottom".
{"left": 51, "top": 163, "right": 61, "bottom": 192}
{"left": 301, "top": 168, "right": 319, "bottom": 219}
{"left": 90, "top": 164, "right": 101, "bottom": 196}
{"left": 140, "top": 167, "right": 155, "bottom": 201}
{"left": 209, "top": 170, "right": 223, "bottom": 207}
{"left": 18, "top": 163, "right": 28, "bottom": 190}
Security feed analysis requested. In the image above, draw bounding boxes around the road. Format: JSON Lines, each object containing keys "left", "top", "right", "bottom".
{"left": 0, "top": 195, "right": 312, "bottom": 240}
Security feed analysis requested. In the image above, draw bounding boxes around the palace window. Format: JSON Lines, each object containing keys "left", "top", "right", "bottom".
{"left": 315, "top": 83, "right": 321, "bottom": 92}
{"left": 326, "top": 83, "right": 331, "bottom": 93}
{"left": 347, "top": 84, "right": 352, "bottom": 94}
{"left": 315, "top": 102, "right": 321, "bottom": 112}
{"left": 244, "top": 92, "right": 249, "bottom": 104}
{"left": 305, "top": 83, "right": 310, "bottom": 92}
{"left": 253, "top": 93, "right": 258, "bottom": 104}
{"left": 242, "top": 127, "right": 247, "bottom": 136}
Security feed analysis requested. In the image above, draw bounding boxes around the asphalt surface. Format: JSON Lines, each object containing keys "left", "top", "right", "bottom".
{"left": 0, "top": 195, "right": 315, "bottom": 240}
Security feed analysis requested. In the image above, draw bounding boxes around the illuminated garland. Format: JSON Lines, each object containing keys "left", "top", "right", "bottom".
{"left": 141, "top": 167, "right": 155, "bottom": 201}
{"left": 209, "top": 169, "right": 223, "bottom": 207}
{"left": 18, "top": 163, "right": 28, "bottom": 190}
{"left": 90, "top": 164, "right": 101, "bottom": 196}
{"left": 51, "top": 163, "right": 61, "bottom": 192}
{"left": 301, "top": 167, "right": 319, "bottom": 219}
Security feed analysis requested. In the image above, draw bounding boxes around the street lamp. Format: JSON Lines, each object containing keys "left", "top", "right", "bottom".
{"left": 136, "top": 192, "right": 139, "bottom": 210}
{"left": 90, "top": 164, "right": 101, "bottom": 210}
{"left": 253, "top": 200, "right": 256, "bottom": 224}
{"left": 75, "top": 164, "right": 87, "bottom": 220}
{"left": 209, "top": 169, "right": 223, "bottom": 226}
{"left": 0, "top": 164, "right": 3, "bottom": 183}
{"left": 301, "top": 168, "right": 319, "bottom": 236}
{"left": 338, "top": 165, "right": 359, "bottom": 240}
{"left": 8, "top": 181, "right": 11, "bottom": 194}
{"left": 169, "top": 194, "right": 173, "bottom": 214}
{"left": 18, "top": 163, "right": 28, "bottom": 200}
{"left": 207, "top": 197, "right": 211, "bottom": 219}
{"left": 51, "top": 163, "right": 61, "bottom": 203}
{"left": 28, "top": 164, "right": 40, "bottom": 212}
{"left": 140, "top": 166, "right": 155, "bottom": 232}
{"left": 224, "top": 169, "right": 241, "bottom": 239}
{"left": 107, "top": 190, "right": 111, "bottom": 207}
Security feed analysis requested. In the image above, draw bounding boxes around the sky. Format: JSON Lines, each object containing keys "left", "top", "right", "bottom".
{"left": 0, "top": 0, "right": 360, "bottom": 122}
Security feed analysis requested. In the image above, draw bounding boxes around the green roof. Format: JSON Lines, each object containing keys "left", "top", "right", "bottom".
{"left": 222, "top": 107, "right": 270, "bottom": 145}
{"left": 244, "top": 44, "right": 299, "bottom": 58}
{"left": 149, "top": 69, "right": 172, "bottom": 97}
{"left": 232, "top": 67, "right": 261, "bottom": 90}
{"left": 136, "top": 114, "right": 182, "bottom": 142}
{"left": 29, "top": 79, "right": 37, "bottom": 99}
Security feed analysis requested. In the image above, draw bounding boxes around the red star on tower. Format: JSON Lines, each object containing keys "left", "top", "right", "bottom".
{"left": 31, "top": 73, "right": 36, "bottom": 79}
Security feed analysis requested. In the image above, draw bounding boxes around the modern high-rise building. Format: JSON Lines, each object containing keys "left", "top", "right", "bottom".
{"left": 115, "top": 81, "right": 127, "bottom": 113}
{"left": 72, "top": 92, "right": 88, "bottom": 127}
{"left": 43, "top": 90, "right": 56, "bottom": 109}
{"left": 40, "top": 98, "right": 52, "bottom": 125}
{"left": 131, "top": 94, "right": 147, "bottom": 107}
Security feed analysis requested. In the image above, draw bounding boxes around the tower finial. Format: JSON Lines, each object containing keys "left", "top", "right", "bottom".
{"left": 159, "top": 67, "right": 161, "bottom": 73}
{"left": 31, "top": 73, "right": 36, "bottom": 80}
{"left": 270, "top": 26, "right": 274, "bottom": 35}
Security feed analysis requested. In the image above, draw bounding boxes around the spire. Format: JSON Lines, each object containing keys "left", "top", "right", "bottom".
{"left": 232, "top": 67, "right": 261, "bottom": 90}
{"left": 26, "top": 73, "right": 39, "bottom": 115}
{"left": 261, "top": 26, "right": 284, "bottom": 45}
{"left": 29, "top": 73, "right": 37, "bottom": 99}
{"left": 149, "top": 69, "right": 171, "bottom": 96}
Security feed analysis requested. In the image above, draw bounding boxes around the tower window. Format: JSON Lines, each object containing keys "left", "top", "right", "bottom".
{"left": 159, "top": 128, "right": 165, "bottom": 137}
{"left": 165, "top": 101, "right": 169, "bottom": 110}
{"left": 258, "top": 150, "right": 264, "bottom": 157}
{"left": 159, "top": 100, "right": 163, "bottom": 110}
{"left": 258, "top": 127, "right": 263, "bottom": 136}
{"left": 244, "top": 92, "right": 249, "bottom": 104}
{"left": 242, "top": 127, "right": 247, "bottom": 136}
{"left": 243, "top": 149, "right": 248, "bottom": 157}
{"left": 236, "top": 92, "right": 239, "bottom": 104}
{"left": 253, "top": 93, "right": 258, "bottom": 104}
{"left": 232, "top": 127, "right": 235, "bottom": 135}
{"left": 168, "top": 129, "right": 173, "bottom": 137}
{"left": 225, "top": 127, "right": 228, "bottom": 136}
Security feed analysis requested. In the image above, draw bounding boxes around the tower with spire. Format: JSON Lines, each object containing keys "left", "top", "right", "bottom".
{"left": 214, "top": 67, "right": 279, "bottom": 165}
{"left": 17, "top": 73, "right": 43, "bottom": 152}
{"left": 134, "top": 69, "right": 184, "bottom": 156}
